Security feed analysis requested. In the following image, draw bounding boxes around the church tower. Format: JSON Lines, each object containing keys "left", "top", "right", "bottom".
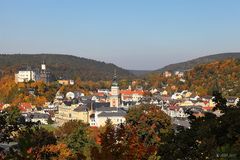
{"left": 110, "top": 70, "right": 120, "bottom": 107}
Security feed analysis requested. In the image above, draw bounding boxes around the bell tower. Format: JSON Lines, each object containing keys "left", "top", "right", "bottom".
{"left": 110, "top": 69, "right": 120, "bottom": 107}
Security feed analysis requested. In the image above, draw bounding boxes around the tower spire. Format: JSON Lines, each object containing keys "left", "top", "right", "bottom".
{"left": 112, "top": 69, "right": 118, "bottom": 86}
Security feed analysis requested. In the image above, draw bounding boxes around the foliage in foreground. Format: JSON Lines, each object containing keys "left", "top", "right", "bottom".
{"left": 1, "top": 96, "right": 240, "bottom": 159}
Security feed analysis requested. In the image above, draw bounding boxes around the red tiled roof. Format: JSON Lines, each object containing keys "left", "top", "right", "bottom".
{"left": 203, "top": 101, "right": 208, "bottom": 105}
{"left": 202, "top": 106, "right": 213, "bottom": 111}
{"left": 97, "top": 93, "right": 105, "bottom": 97}
{"left": 120, "top": 90, "right": 144, "bottom": 95}
{"left": 18, "top": 103, "right": 32, "bottom": 112}
{"left": 169, "top": 105, "right": 179, "bottom": 110}
{"left": 0, "top": 103, "right": 4, "bottom": 111}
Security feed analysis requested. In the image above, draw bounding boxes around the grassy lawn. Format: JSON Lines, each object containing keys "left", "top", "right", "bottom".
{"left": 41, "top": 124, "right": 57, "bottom": 132}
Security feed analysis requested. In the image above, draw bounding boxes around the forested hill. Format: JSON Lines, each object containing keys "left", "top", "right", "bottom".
{"left": 156, "top": 52, "right": 240, "bottom": 72}
{"left": 0, "top": 54, "right": 134, "bottom": 81}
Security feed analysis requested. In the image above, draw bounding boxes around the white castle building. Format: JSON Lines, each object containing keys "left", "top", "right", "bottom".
{"left": 15, "top": 70, "right": 36, "bottom": 83}
{"left": 15, "top": 61, "right": 49, "bottom": 83}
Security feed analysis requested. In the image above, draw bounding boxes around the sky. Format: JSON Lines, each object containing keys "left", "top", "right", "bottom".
{"left": 1, "top": 0, "right": 240, "bottom": 70}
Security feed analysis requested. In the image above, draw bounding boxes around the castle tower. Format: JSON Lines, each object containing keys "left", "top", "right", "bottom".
{"left": 40, "top": 60, "right": 48, "bottom": 83}
{"left": 110, "top": 70, "right": 120, "bottom": 107}
{"left": 41, "top": 61, "right": 46, "bottom": 73}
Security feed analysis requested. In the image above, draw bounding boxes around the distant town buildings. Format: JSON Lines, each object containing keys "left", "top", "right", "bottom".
{"left": 12, "top": 64, "right": 239, "bottom": 130}
{"left": 58, "top": 79, "right": 74, "bottom": 85}
{"left": 163, "top": 71, "right": 172, "bottom": 77}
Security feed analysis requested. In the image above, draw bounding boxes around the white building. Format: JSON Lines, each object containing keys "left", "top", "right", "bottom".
{"left": 15, "top": 70, "right": 36, "bottom": 83}
{"left": 93, "top": 107, "right": 126, "bottom": 127}
{"left": 23, "top": 112, "right": 50, "bottom": 125}
{"left": 174, "top": 71, "right": 184, "bottom": 77}
{"left": 163, "top": 71, "right": 172, "bottom": 78}
{"left": 171, "top": 93, "right": 182, "bottom": 100}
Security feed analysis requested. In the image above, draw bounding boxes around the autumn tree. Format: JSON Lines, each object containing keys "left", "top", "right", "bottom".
{"left": 17, "top": 127, "right": 57, "bottom": 158}
{"left": 125, "top": 104, "right": 172, "bottom": 159}
{"left": 97, "top": 105, "right": 172, "bottom": 160}
{"left": 55, "top": 120, "right": 97, "bottom": 159}
{"left": 36, "top": 143, "right": 76, "bottom": 160}
{"left": 158, "top": 92, "right": 240, "bottom": 159}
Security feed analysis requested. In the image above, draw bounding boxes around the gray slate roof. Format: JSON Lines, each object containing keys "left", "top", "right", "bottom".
{"left": 29, "top": 113, "right": 49, "bottom": 119}
{"left": 98, "top": 110, "right": 126, "bottom": 117}
{"left": 73, "top": 105, "right": 88, "bottom": 112}
{"left": 96, "top": 106, "right": 118, "bottom": 112}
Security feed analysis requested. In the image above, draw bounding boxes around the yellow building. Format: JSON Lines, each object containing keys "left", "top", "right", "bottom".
{"left": 56, "top": 103, "right": 89, "bottom": 125}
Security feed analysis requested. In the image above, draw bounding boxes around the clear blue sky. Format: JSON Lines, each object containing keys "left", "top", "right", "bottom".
{"left": 1, "top": 0, "right": 240, "bottom": 70}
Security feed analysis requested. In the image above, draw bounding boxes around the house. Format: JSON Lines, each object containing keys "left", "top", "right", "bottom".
{"left": 163, "top": 71, "right": 172, "bottom": 78}
{"left": 179, "top": 78, "right": 186, "bottom": 83}
{"left": 98, "top": 89, "right": 110, "bottom": 95}
{"left": 162, "top": 106, "right": 188, "bottom": 118}
{"left": 190, "top": 95, "right": 201, "bottom": 101}
{"left": 24, "top": 112, "right": 50, "bottom": 124}
{"left": 150, "top": 88, "right": 159, "bottom": 94}
{"left": 174, "top": 71, "right": 184, "bottom": 78}
{"left": 180, "top": 90, "right": 192, "bottom": 98}
{"left": 171, "top": 93, "right": 182, "bottom": 100}
{"left": 58, "top": 80, "right": 70, "bottom": 85}
{"left": 227, "top": 97, "right": 239, "bottom": 106}
{"left": 58, "top": 79, "right": 74, "bottom": 86}
{"left": 178, "top": 100, "right": 194, "bottom": 106}
{"left": 161, "top": 90, "right": 168, "bottom": 96}
{"left": 120, "top": 89, "right": 144, "bottom": 103}
{"left": 18, "top": 103, "right": 33, "bottom": 112}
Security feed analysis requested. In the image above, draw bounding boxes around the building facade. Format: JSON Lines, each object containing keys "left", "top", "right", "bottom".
{"left": 15, "top": 70, "right": 36, "bottom": 83}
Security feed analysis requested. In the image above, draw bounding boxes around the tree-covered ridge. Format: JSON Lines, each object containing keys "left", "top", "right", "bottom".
{"left": 156, "top": 52, "right": 240, "bottom": 72}
{"left": 0, "top": 54, "right": 134, "bottom": 81}
{"left": 186, "top": 58, "right": 240, "bottom": 96}
{"left": 147, "top": 58, "right": 240, "bottom": 96}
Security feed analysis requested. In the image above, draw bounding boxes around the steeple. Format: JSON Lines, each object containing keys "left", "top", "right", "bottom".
{"left": 112, "top": 69, "right": 118, "bottom": 86}
{"left": 110, "top": 69, "right": 120, "bottom": 107}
